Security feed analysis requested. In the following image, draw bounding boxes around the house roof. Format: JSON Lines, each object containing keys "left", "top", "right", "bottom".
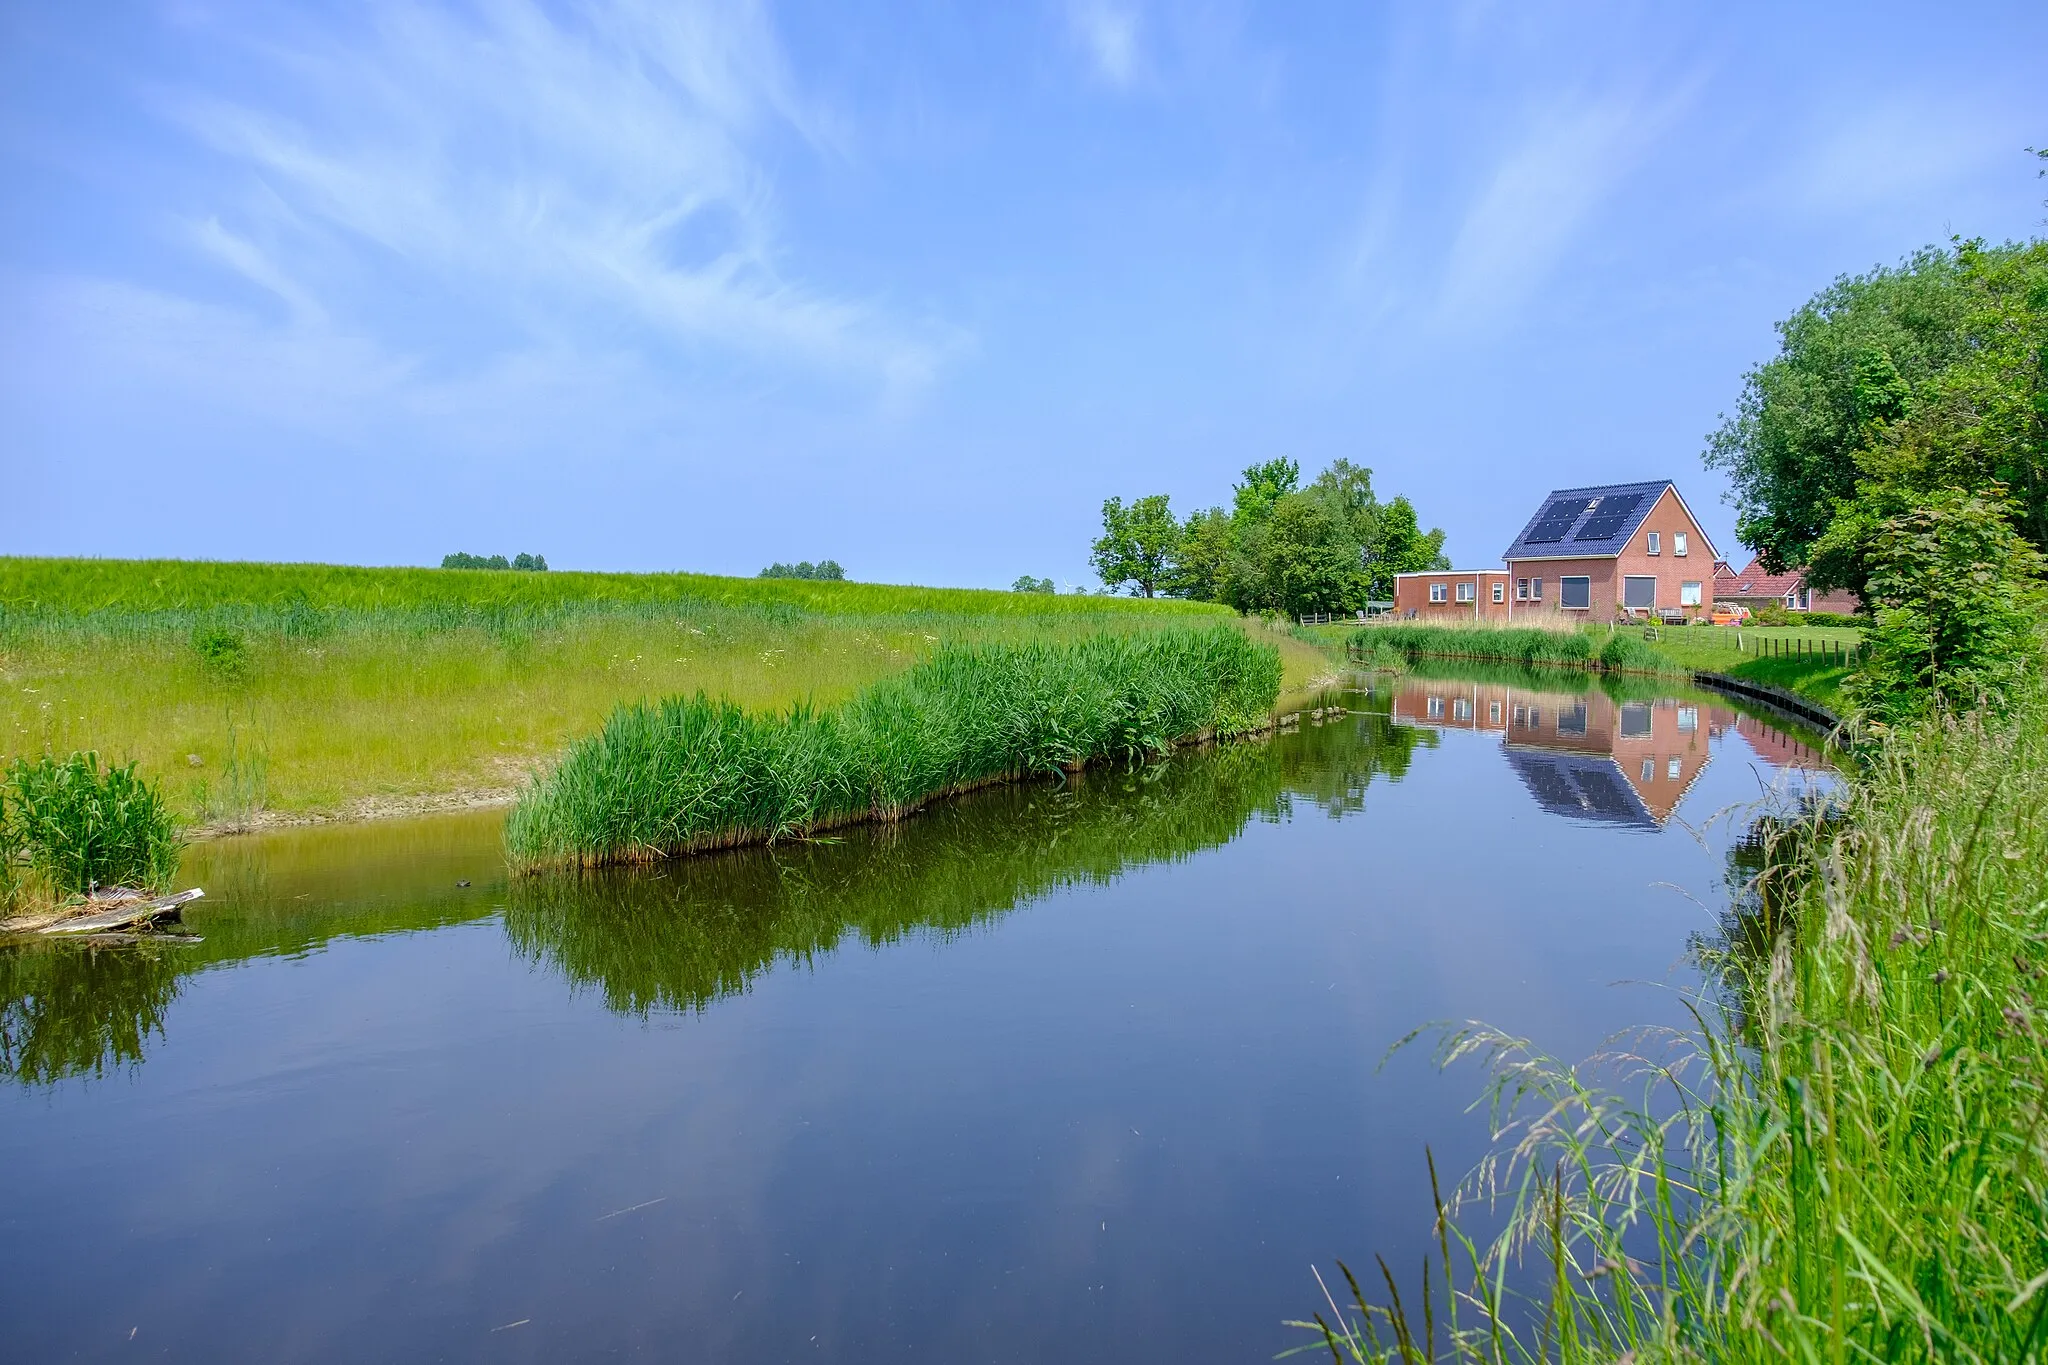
{"left": 1502, "top": 748, "right": 1656, "bottom": 829}
{"left": 1500, "top": 480, "right": 1716, "bottom": 562}
{"left": 1714, "top": 556, "right": 1804, "bottom": 599}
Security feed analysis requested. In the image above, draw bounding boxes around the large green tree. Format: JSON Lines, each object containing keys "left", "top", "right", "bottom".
{"left": 1090, "top": 494, "right": 1183, "bottom": 597}
{"left": 1704, "top": 239, "right": 2048, "bottom": 585}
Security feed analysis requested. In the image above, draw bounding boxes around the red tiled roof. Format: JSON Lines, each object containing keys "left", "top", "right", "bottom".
{"left": 1713, "top": 557, "right": 1805, "bottom": 598}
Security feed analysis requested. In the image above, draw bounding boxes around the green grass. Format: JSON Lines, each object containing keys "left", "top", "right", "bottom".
{"left": 1300, "top": 679, "right": 2048, "bottom": 1364}
{"left": 2, "top": 752, "right": 182, "bottom": 907}
{"left": 505, "top": 626, "right": 1284, "bottom": 868}
{"left": 1, "top": 557, "right": 1330, "bottom": 826}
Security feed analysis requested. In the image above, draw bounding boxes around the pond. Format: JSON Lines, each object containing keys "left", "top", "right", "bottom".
{"left": 0, "top": 667, "right": 1830, "bottom": 1363}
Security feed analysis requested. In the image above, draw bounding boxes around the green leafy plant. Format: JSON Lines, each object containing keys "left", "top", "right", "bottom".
{"left": 190, "top": 624, "right": 251, "bottom": 682}
{"left": 4, "top": 751, "right": 182, "bottom": 895}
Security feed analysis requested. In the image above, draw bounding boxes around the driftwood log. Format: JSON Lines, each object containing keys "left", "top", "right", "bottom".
{"left": 2, "top": 888, "right": 205, "bottom": 937}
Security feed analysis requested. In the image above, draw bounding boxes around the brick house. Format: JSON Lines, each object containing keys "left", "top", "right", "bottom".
{"left": 1500, "top": 480, "right": 1719, "bottom": 621}
{"left": 1391, "top": 568, "right": 1513, "bottom": 621}
{"left": 1712, "top": 557, "right": 1860, "bottom": 615}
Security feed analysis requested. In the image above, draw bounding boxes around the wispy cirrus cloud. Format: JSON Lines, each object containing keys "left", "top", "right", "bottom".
{"left": 152, "top": 0, "right": 951, "bottom": 404}
{"left": 1066, "top": 0, "right": 1143, "bottom": 89}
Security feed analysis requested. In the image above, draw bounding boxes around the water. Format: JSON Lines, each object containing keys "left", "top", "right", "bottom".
{"left": 0, "top": 668, "right": 1828, "bottom": 1363}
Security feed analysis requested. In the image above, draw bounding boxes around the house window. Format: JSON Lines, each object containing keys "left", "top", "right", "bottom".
{"left": 1667, "top": 758, "right": 1682, "bottom": 781}
{"left": 1430, "top": 583, "right": 1447, "bottom": 603}
{"left": 1516, "top": 579, "right": 1529, "bottom": 600}
{"left": 1426, "top": 696, "right": 1444, "bottom": 719}
{"left": 1532, "top": 577, "right": 1544, "bottom": 601}
{"left": 1623, "top": 576, "right": 1656, "bottom": 609}
{"left": 1452, "top": 698, "right": 1472, "bottom": 721}
{"left": 1680, "top": 580, "right": 1703, "bottom": 607}
{"left": 1620, "top": 702, "right": 1652, "bottom": 738}
{"left": 1642, "top": 758, "right": 1655, "bottom": 783}
{"left": 1556, "top": 704, "right": 1587, "bottom": 737}
{"left": 1492, "top": 583, "right": 1505, "bottom": 603}
{"left": 1456, "top": 581, "right": 1475, "bottom": 603}
{"left": 1674, "top": 533, "right": 1688, "bottom": 557}
{"left": 1560, "top": 576, "right": 1591, "bottom": 609}
{"left": 1677, "top": 706, "right": 1697, "bottom": 733}
{"left": 1489, "top": 700, "right": 1502, "bottom": 724}
{"left": 1647, "top": 531, "right": 1661, "bottom": 555}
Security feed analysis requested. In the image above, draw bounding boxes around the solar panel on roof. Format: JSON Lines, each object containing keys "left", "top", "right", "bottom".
{"left": 1573, "top": 492, "right": 1644, "bottom": 541}
{"left": 1522, "top": 498, "right": 1590, "bottom": 544}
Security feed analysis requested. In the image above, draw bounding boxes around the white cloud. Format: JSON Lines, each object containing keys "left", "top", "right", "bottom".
{"left": 1068, "top": 0, "right": 1143, "bottom": 89}
{"left": 1434, "top": 77, "right": 1702, "bottom": 331}
{"left": 156, "top": 0, "right": 948, "bottom": 399}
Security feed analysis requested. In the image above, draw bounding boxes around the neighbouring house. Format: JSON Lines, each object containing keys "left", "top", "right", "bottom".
{"left": 1712, "top": 557, "right": 1861, "bottom": 615}
{"left": 1500, "top": 480, "right": 1719, "bottom": 621}
{"left": 1391, "top": 568, "right": 1512, "bottom": 620}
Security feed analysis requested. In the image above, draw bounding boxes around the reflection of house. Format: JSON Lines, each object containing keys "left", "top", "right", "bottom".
{"left": 1499, "top": 480, "right": 1719, "bottom": 621}
{"left": 1389, "top": 679, "right": 1756, "bottom": 828}
{"left": 1713, "top": 557, "right": 1860, "bottom": 615}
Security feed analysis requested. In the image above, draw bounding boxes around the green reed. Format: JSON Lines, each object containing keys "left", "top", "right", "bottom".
{"left": 1353, "top": 624, "right": 1680, "bottom": 676}
{"left": 1296, "top": 679, "right": 2048, "bottom": 1364}
{"left": 3, "top": 751, "right": 183, "bottom": 900}
{"left": 505, "top": 626, "right": 1283, "bottom": 868}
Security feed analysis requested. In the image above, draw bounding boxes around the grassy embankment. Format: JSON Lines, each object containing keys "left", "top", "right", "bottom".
{"left": 1332, "top": 617, "right": 1863, "bottom": 711}
{"left": 505, "top": 625, "right": 1283, "bottom": 868}
{"left": 1, "top": 558, "right": 1328, "bottom": 828}
{"left": 1305, "top": 677, "right": 2048, "bottom": 1363}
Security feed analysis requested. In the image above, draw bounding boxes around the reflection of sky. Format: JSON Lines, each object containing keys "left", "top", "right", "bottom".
{"left": 1, "top": 700, "right": 1812, "bottom": 1363}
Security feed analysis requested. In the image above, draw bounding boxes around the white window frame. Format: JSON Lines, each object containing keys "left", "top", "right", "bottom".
{"left": 1646, "top": 531, "right": 1661, "bottom": 555}
{"left": 1560, "top": 576, "right": 1591, "bottom": 610}
{"left": 1674, "top": 532, "right": 1688, "bottom": 557}
{"left": 1532, "top": 578, "right": 1544, "bottom": 601}
{"left": 1667, "top": 758, "right": 1681, "bottom": 780}
{"left": 1491, "top": 582, "right": 1505, "bottom": 603}
{"left": 1452, "top": 698, "right": 1472, "bottom": 721}
{"left": 1427, "top": 696, "right": 1444, "bottom": 719}
{"left": 1516, "top": 579, "right": 1529, "bottom": 600}
{"left": 1680, "top": 580, "right": 1702, "bottom": 607}
{"left": 1623, "top": 575, "right": 1656, "bottom": 610}
{"left": 1455, "top": 581, "right": 1475, "bottom": 603}
{"left": 1429, "top": 583, "right": 1448, "bottom": 603}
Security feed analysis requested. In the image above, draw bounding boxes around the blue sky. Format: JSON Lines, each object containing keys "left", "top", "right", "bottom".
{"left": 3, "top": 1, "right": 2044, "bottom": 586}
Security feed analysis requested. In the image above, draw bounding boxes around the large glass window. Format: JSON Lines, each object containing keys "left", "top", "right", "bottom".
{"left": 1680, "top": 580, "right": 1703, "bottom": 607}
{"left": 1560, "top": 576, "right": 1590, "bottom": 609}
{"left": 1456, "top": 581, "right": 1475, "bottom": 602}
{"left": 1620, "top": 702, "right": 1652, "bottom": 738}
{"left": 1556, "top": 704, "right": 1587, "bottom": 737}
{"left": 1623, "top": 576, "right": 1656, "bottom": 609}
{"left": 1429, "top": 583, "right": 1447, "bottom": 602}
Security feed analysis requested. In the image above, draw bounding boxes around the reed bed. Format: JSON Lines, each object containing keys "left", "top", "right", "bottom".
{"left": 1300, "top": 679, "right": 2048, "bottom": 1364}
{"left": 505, "top": 626, "right": 1283, "bottom": 869}
{"left": 1352, "top": 623, "right": 1681, "bottom": 675}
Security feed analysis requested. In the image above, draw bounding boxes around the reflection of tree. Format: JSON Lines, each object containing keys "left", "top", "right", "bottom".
{"left": 506, "top": 709, "right": 1431, "bottom": 1016}
{"left": 0, "top": 943, "right": 185, "bottom": 1086}
{"left": 1695, "top": 796, "right": 1842, "bottom": 1041}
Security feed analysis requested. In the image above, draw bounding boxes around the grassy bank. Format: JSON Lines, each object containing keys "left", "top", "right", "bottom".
{"left": 1347, "top": 621, "right": 1683, "bottom": 675}
{"left": 2, "top": 558, "right": 1327, "bottom": 827}
{"left": 1306, "top": 682, "right": 2048, "bottom": 1361}
{"left": 505, "top": 626, "right": 1283, "bottom": 869}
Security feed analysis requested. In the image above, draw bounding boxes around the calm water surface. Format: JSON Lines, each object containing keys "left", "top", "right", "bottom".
{"left": 1, "top": 670, "right": 1828, "bottom": 1363}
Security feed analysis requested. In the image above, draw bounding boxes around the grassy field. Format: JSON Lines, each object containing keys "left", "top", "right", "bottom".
{"left": 1, "top": 558, "right": 1329, "bottom": 828}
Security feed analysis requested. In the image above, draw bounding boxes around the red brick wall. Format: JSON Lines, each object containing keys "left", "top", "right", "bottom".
{"left": 1392, "top": 571, "right": 1512, "bottom": 620}
{"left": 1507, "top": 488, "right": 1714, "bottom": 621}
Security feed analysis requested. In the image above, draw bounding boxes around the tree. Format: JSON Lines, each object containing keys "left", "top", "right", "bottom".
{"left": 1363, "top": 496, "right": 1449, "bottom": 598}
{"left": 1231, "top": 458, "right": 1300, "bottom": 523}
{"left": 1258, "top": 493, "right": 1365, "bottom": 615}
{"left": 1010, "top": 575, "right": 1056, "bottom": 594}
{"left": 760, "top": 560, "right": 846, "bottom": 581}
{"left": 1091, "top": 494, "right": 1182, "bottom": 597}
{"left": 1168, "top": 507, "right": 1234, "bottom": 600}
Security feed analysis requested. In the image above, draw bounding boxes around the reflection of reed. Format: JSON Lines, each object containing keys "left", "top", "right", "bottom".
{"left": 504, "top": 707, "right": 1432, "bottom": 1017}
{"left": 0, "top": 941, "right": 185, "bottom": 1085}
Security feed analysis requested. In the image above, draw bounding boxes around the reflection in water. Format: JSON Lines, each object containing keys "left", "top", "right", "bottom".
{"left": 1382, "top": 670, "right": 1827, "bottom": 829}
{"left": 507, "top": 702, "right": 1429, "bottom": 1015}
{"left": 0, "top": 942, "right": 185, "bottom": 1085}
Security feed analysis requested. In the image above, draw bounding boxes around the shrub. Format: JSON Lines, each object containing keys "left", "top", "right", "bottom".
{"left": 1847, "top": 488, "right": 2046, "bottom": 722}
{"left": 190, "top": 624, "right": 251, "bottom": 681}
{"left": 759, "top": 560, "right": 846, "bottom": 581}
{"left": 4, "top": 751, "right": 182, "bottom": 896}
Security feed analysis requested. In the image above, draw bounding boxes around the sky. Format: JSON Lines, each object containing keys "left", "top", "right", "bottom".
{"left": 3, "top": 1, "right": 2045, "bottom": 587}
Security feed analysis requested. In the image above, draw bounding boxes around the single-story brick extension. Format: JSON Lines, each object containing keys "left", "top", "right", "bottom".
{"left": 1712, "top": 557, "right": 1860, "bottom": 615}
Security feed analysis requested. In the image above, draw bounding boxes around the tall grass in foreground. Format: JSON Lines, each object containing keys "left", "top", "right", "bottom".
{"left": 1353, "top": 624, "right": 1681, "bottom": 676}
{"left": 1298, "top": 683, "right": 2048, "bottom": 1363}
{"left": 506, "top": 626, "right": 1282, "bottom": 869}
{"left": 2, "top": 753, "right": 183, "bottom": 910}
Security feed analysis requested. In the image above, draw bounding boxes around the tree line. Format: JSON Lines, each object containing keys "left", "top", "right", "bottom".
{"left": 1089, "top": 458, "right": 1450, "bottom": 615}
{"left": 441, "top": 552, "right": 547, "bottom": 571}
